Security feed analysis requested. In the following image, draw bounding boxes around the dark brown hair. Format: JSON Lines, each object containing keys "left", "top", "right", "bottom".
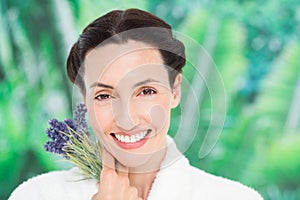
{"left": 67, "top": 8, "right": 186, "bottom": 95}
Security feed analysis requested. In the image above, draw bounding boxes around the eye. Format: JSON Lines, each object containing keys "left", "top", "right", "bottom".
{"left": 95, "top": 94, "right": 112, "bottom": 101}
{"left": 139, "top": 88, "right": 157, "bottom": 96}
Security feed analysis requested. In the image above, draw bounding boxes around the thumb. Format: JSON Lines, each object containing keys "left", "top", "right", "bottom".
{"left": 101, "top": 146, "right": 115, "bottom": 171}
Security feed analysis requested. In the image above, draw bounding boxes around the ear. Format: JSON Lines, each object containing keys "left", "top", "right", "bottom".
{"left": 83, "top": 95, "right": 88, "bottom": 111}
{"left": 83, "top": 96, "right": 87, "bottom": 106}
{"left": 171, "top": 74, "right": 182, "bottom": 108}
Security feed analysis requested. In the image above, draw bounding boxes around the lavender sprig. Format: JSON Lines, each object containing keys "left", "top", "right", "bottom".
{"left": 44, "top": 118, "right": 77, "bottom": 156}
{"left": 74, "top": 103, "right": 89, "bottom": 134}
{"left": 44, "top": 104, "right": 102, "bottom": 180}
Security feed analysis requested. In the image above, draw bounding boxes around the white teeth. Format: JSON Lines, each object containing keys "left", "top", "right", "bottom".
{"left": 116, "top": 134, "right": 121, "bottom": 140}
{"left": 130, "top": 137, "right": 136, "bottom": 143}
{"left": 125, "top": 136, "right": 130, "bottom": 143}
{"left": 114, "top": 130, "right": 149, "bottom": 143}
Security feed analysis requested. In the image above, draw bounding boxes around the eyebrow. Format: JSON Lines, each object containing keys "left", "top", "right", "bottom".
{"left": 133, "top": 78, "right": 160, "bottom": 88}
{"left": 90, "top": 82, "right": 114, "bottom": 89}
{"left": 90, "top": 78, "right": 161, "bottom": 90}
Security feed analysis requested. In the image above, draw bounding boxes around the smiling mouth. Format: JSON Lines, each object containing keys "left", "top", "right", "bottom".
{"left": 111, "top": 129, "right": 151, "bottom": 144}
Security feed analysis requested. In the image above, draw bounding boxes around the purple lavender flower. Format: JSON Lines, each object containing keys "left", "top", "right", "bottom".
{"left": 44, "top": 103, "right": 101, "bottom": 180}
{"left": 44, "top": 103, "right": 90, "bottom": 157}
{"left": 44, "top": 118, "right": 77, "bottom": 156}
{"left": 74, "top": 103, "right": 89, "bottom": 134}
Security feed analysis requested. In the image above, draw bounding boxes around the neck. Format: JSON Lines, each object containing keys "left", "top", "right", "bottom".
{"left": 128, "top": 147, "right": 166, "bottom": 199}
{"left": 129, "top": 171, "right": 158, "bottom": 199}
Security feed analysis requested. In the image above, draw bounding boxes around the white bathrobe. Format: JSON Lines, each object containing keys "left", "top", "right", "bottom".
{"left": 9, "top": 136, "right": 263, "bottom": 200}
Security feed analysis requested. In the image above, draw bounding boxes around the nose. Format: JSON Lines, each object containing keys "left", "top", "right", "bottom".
{"left": 112, "top": 99, "right": 138, "bottom": 131}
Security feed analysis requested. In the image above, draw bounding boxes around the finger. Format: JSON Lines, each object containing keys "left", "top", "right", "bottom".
{"left": 100, "top": 147, "right": 116, "bottom": 185}
{"left": 101, "top": 146, "right": 115, "bottom": 171}
{"left": 115, "top": 160, "right": 129, "bottom": 177}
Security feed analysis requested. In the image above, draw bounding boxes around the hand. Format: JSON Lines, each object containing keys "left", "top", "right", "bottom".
{"left": 91, "top": 148, "right": 143, "bottom": 200}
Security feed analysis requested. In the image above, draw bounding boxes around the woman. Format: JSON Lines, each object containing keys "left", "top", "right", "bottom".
{"left": 9, "top": 8, "right": 263, "bottom": 200}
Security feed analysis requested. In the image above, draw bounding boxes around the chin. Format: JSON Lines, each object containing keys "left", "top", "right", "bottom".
{"left": 114, "top": 151, "right": 153, "bottom": 168}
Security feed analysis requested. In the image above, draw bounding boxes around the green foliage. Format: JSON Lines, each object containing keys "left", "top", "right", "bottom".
{"left": 1, "top": 0, "right": 300, "bottom": 200}
{"left": 260, "top": 135, "right": 300, "bottom": 187}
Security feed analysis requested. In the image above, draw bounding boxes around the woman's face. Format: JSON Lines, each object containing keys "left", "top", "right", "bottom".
{"left": 83, "top": 40, "right": 181, "bottom": 169}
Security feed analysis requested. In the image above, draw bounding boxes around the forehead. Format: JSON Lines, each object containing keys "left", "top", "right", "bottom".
{"left": 83, "top": 40, "right": 169, "bottom": 88}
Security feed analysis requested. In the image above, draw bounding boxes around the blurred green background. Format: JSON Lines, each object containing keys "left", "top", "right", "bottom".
{"left": 1, "top": 0, "right": 300, "bottom": 199}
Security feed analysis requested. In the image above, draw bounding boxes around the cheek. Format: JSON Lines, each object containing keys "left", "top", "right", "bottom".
{"left": 87, "top": 103, "right": 113, "bottom": 135}
{"left": 149, "top": 104, "right": 169, "bottom": 130}
{"left": 155, "top": 96, "right": 173, "bottom": 131}
{"left": 137, "top": 96, "right": 171, "bottom": 131}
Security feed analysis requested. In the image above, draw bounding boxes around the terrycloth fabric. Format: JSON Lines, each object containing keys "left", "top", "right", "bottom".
{"left": 9, "top": 136, "right": 263, "bottom": 200}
